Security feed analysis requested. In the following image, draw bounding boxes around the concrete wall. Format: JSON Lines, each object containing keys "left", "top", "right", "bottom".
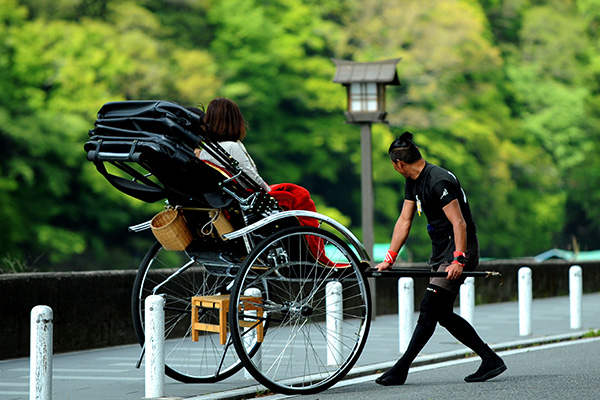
{"left": 0, "top": 270, "right": 138, "bottom": 360}
{"left": 1, "top": 259, "right": 598, "bottom": 360}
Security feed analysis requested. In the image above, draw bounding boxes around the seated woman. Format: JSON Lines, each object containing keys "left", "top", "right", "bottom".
{"left": 193, "top": 98, "right": 319, "bottom": 229}
{"left": 193, "top": 97, "right": 271, "bottom": 193}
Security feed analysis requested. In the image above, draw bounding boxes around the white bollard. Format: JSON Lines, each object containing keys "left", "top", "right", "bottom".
{"left": 145, "top": 295, "right": 165, "bottom": 398}
{"left": 398, "top": 278, "right": 414, "bottom": 354}
{"left": 569, "top": 265, "right": 583, "bottom": 330}
{"left": 326, "top": 281, "right": 343, "bottom": 366}
{"left": 30, "top": 305, "right": 53, "bottom": 400}
{"left": 518, "top": 267, "right": 532, "bottom": 336}
{"left": 243, "top": 288, "right": 262, "bottom": 379}
{"left": 460, "top": 277, "right": 475, "bottom": 325}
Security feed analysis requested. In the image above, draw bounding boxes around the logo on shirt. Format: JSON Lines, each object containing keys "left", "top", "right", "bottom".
{"left": 440, "top": 188, "right": 449, "bottom": 200}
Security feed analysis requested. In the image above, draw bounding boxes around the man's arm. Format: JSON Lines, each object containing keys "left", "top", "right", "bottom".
{"left": 376, "top": 200, "right": 416, "bottom": 271}
{"left": 442, "top": 199, "right": 467, "bottom": 280}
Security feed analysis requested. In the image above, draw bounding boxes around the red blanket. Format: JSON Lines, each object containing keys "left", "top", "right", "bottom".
{"left": 270, "top": 183, "right": 346, "bottom": 267}
{"left": 269, "top": 183, "right": 318, "bottom": 227}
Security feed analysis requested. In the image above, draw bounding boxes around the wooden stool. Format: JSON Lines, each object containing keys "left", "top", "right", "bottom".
{"left": 191, "top": 294, "right": 264, "bottom": 345}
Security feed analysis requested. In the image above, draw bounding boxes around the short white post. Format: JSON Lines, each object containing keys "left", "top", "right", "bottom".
{"left": 243, "top": 288, "right": 262, "bottom": 379}
{"left": 145, "top": 295, "right": 165, "bottom": 398}
{"left": 30, "top": 305, "right": 53, "bottom": 400}
{"left": 460, "top": 277, "right": 475, "bottom": 325}
{"left": 518, "top": 267, "right": 532, "bottom": 336}
{"left": 398, "top": 278, "right": 414, "bottom": 354}
{"left": 326, "top": 281, "right": 343, "bottom": 366}
{"left": 569, "top": 265, "right": 583, "bottom": 330}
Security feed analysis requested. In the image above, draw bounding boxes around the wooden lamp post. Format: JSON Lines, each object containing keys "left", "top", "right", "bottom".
{"left": 332, "top": 58, "right": 401, "bottom": 259}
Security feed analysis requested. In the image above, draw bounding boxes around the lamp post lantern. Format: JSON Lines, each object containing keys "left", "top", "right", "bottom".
{"left": 333, "top": 58, "right": 401, "bottom": 318}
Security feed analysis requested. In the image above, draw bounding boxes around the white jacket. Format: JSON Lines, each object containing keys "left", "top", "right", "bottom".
{"left": 199, "top": 141, "right": 270, "bottom": 192}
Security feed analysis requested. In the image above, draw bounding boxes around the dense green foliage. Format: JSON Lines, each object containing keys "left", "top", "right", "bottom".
{"left": 1, "top": 0, "right": 599, "bottom": 271}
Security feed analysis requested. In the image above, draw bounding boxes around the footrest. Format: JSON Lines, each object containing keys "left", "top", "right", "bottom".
{"left": 191, "top": 294, "right": 264, "bottom": 345}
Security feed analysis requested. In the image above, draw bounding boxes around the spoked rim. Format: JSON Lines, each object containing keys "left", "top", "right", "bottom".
{"left": 131, "top": 242, "right": 250, "bottom": 383}
{"left": 229, "top": 227, "right": 371, "bottom": 394}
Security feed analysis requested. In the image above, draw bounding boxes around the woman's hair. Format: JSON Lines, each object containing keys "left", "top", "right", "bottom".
{"left": 205, "top": 97, "right": 247, "bottom": 142}
{"left": 389, "top": 131, "right": 422, "bottom": 163}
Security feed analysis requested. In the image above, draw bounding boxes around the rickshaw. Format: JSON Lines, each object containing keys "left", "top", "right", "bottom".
{"left": 84, "top": 100, "right": 500, "bottom": 395}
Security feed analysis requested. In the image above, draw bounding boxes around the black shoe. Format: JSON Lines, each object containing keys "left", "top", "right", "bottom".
{"left": 464, "top": 359, "right": 507, "bottom": 382}
{"left": 375, "top": 370, "right": 408, "bottom": 386}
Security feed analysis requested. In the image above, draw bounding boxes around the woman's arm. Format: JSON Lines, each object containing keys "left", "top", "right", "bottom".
{"left": 227, "top": 143, "right": 271, "bottom": 192}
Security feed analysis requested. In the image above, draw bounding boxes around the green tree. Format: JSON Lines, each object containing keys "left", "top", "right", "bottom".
{"left": 204, "top": 0, "right": 364, "bottom": 226}
{"left": 3, "top": 0, "right": 600, "bottom": 271}
{"left": 506, "top": 2, "right": 600, "bottom": 250}
{"left": 332, "top": 0, "right": 552, "bottom": 259}
{"left": 0, "top": 0, "right": 221, "bottom": 270}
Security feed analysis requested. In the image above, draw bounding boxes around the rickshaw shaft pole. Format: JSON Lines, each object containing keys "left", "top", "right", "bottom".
{"left": 366, "top": 269, "right": 502, "bottom": 280}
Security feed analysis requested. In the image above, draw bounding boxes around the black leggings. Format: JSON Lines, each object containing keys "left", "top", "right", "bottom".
{"left": 417, "top": 285, "right": 491, "bottom": 358}
{"left": 381, "top": 284, "right": 494, "bottom": 380}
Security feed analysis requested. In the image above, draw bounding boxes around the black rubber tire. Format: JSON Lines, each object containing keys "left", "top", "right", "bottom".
{"left": 228, "top": 226, "right": 371, "bottom": 394}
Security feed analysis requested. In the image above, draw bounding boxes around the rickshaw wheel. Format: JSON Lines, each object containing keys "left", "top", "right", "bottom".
{"left": 229, "top": 226, "right": 372, "bottom": 394}
{"left": 131, "top": 241, "right": 253, "bottom": 383}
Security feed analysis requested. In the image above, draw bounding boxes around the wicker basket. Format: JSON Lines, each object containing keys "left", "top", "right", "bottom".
{"left": 150, "top": 209, "right": 193, "bottom": 251}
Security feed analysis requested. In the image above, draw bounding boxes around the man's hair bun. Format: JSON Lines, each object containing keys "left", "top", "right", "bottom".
{"left": 399, "top": 131, "right": 413, "bottom": 142}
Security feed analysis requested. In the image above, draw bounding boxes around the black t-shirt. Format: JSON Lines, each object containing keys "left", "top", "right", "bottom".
{"left": 405, "top": 162, "right": 477, "bottom": 265}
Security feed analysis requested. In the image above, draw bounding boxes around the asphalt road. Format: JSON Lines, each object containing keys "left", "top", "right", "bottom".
{"left": 3, "top": 294, "right": 598, "bottom": 400}
{"left": 280, "top": 337, "right": 600, "bottom": 400}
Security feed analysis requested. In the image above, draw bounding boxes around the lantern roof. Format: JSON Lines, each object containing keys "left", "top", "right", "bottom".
{"left": 332, "top": 58, "right": 401, "bottom": 85}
